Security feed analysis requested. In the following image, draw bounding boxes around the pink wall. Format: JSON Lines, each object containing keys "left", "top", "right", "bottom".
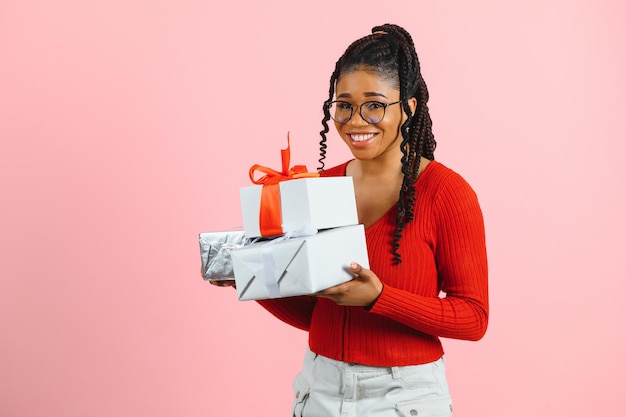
{"left": 1, "top": 1, "right": 625, "bottom": 416}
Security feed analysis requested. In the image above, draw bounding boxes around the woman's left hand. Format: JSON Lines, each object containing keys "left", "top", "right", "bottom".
{"left": 316, "top": 262, "right": 383, "bottom": 308}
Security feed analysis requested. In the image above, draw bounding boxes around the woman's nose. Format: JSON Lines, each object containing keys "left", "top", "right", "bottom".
{"left": 347, "top": 108, "right": 368, "bottom": 126}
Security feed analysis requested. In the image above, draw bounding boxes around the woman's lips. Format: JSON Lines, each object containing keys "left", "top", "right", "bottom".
{"left": 349, "top": 133, "right": 377, "bottom": 147}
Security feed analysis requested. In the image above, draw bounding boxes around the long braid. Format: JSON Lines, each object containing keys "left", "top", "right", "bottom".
{"left": 320, "top": 24, "right": 437, "bottom": 263}
{"left": 392, "top": 39, "right": 416, "bottom": 262}
{"left": 319, "top": 55, "right": 347, "bottom": 171}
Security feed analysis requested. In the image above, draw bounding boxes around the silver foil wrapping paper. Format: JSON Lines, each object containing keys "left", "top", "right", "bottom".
{"left": 199, "top": 230, "right": 250, "bottom": 281}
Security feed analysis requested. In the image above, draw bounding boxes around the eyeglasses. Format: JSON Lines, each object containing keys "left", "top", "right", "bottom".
{"left": 326, "top": 100, "right": 401, "bottom": 124}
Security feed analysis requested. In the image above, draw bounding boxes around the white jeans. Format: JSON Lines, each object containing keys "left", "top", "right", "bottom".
{"left": 292, "top": 348, "right": 453, "bottom": 417}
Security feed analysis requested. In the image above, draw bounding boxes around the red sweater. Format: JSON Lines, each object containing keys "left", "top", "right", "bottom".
{"left": 257, "top": 160, "right": 488, "bottom": 366}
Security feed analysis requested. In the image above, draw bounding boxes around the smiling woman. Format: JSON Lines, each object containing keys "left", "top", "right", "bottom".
{"left": 244, "top": 23, "right": 489, "bottom": 417}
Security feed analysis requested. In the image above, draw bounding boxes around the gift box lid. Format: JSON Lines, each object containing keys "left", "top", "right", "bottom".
{"left": 240, "top": 176, "right": 359, "bottom": 238}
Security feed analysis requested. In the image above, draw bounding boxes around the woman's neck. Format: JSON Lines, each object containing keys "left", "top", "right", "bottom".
{"left": 347, "top": 148, "right": 404, "bottom": 180}
{"left": 347, "top": 154, "right": 431, "bottom": 181}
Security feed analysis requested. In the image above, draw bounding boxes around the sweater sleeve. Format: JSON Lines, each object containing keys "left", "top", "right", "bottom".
{"left": 369, "top": 173, "right": 489, "bottom": 341}
{"left": 255, "top": 296, "right": 317, "bottom": 331}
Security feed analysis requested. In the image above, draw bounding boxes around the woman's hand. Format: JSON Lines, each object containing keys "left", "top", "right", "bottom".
{"left": 316, "top": 263, "right": 383, "bottom": 308}
{"left": 201, "top": 267, "right": 237, "bottom": 288}
{"left": 209, "top": 279, "right": 237, "bottom": 288}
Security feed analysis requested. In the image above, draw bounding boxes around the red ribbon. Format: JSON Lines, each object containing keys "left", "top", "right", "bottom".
{"left": 248, "top": 133, "right": 319, "bottom": 237}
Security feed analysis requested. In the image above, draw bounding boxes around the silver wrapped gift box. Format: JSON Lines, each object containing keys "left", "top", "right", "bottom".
{"left": 199, "top": 230, "right": 251, "bottom": 281}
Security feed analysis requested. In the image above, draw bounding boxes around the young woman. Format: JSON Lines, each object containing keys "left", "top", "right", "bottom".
{"left": 254, "top": 23, "right": 488, "bottom": 417}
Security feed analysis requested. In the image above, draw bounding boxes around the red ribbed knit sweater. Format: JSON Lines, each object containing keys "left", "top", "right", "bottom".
{"left": 257, "top": 160, "right": 488, "bottom": 366}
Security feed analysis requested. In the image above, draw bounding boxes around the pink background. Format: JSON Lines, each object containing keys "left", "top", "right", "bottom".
{"left": 1, "top": 1, "right": 625, "bottom": 416}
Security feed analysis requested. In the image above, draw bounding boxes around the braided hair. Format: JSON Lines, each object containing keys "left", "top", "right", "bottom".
{"left": 318, "top": 23, "right": 437, "bottom": 264}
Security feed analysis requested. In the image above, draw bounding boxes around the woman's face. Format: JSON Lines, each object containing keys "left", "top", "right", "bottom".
{"left": 333, "top": 70, "right": 415, "bottom": 163}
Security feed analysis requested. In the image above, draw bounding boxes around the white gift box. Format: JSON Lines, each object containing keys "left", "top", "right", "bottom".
{"left": 231, "top": 224, "right": 369, "bottom": 301}
{"left": 239, "top": 177, "right": 358, "bottom": 238}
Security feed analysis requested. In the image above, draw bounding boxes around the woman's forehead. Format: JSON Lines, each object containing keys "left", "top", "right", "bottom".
{"left": 336, "top": 70, "right": 399, "bottom": 95}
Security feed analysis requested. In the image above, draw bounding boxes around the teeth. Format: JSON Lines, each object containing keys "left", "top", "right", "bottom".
{"left": 351, "top": 133, "right": 375, "bottom": 142}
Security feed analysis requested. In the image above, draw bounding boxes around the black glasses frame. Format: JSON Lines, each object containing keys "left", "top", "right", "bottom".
{"left": 325, "top": 100, "right": 402, "bottom": 124}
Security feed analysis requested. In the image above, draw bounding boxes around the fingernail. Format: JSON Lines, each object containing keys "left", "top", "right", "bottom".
{"left": 351, "top": 262, "right": 357, "bottom": 269}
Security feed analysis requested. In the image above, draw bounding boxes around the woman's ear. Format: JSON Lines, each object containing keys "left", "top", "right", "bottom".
{"left": 407, "top": 97, "right": 417, "bottom": 115}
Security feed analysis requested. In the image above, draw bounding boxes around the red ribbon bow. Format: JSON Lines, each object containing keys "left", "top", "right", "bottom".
{"left": 248, "top": 133, "right": 319, "bottom": 237}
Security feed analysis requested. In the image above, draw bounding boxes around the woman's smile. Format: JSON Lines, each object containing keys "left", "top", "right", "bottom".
{"left": 348, "top": 132, "right": 378, "bottom": 146}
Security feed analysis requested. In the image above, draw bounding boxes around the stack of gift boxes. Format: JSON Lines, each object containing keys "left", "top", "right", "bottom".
{"left": 199, "top": 137, "right": 369, "bottom": 301}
